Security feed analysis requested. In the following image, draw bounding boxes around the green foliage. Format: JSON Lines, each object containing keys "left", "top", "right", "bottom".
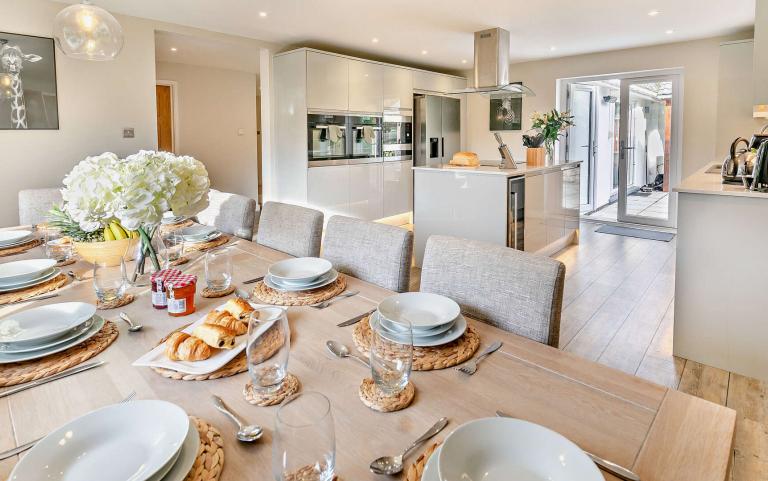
{"left": 46, "top": 205, "right": 105, "bottom": 243}
{"left": 529, "top": 109, "right": 575, "bottom": 143}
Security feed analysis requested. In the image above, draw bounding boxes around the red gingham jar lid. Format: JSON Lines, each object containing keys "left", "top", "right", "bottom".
{"left": 150, "top": 268, "right": 182, "bottom": 283}
{"left": 164, "top": 271, "right": 197, "bottom": 289}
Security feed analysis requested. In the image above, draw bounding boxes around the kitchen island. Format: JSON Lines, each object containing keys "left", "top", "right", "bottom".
{"left": 673, "top": 162, "right": 768, "bottom": 381}
{"left": 412, "top": 162, "right": 581, "bottom": 265}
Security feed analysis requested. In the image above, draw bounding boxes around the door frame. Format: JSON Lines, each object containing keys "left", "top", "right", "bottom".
{"left": 564, "top": 83, "right": 597, "bottom": 213}
{"left": 156, "top": 80, "right": 180, "bottom": 153}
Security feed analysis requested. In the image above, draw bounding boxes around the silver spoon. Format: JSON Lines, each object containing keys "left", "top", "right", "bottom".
{"left": 325, "top": 340, "right": 370, "bottom": 368}
{"left": 67, "top": 270, "right": 84, "bottom": 281}
{"left": 369, "top": 417, "right": 449, "bottom": 475}
{"left": 118, "top": 312, "right": 143, "bottom": 332}
{"left": 211, "top": 395, "right": 263, "bottom": 442}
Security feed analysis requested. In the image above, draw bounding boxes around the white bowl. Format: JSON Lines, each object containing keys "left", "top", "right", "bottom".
{"left": 0, "top": 259, "right": 57, "bottom": 285}
{"left": 9, "top": 400, "right": 190, "bottom": 481}
{"left": 0, "top": 302, "right": 96, "bottom": 345}
{"left": 438, "top": 417, "right": 602, "bottom": 481}
{"left": 268, "top": 257, "right": 333, "bottom": 283}
{"left": 179, "top": 225, "right": 217, "bottom": 239}
{"left": 378, "top": 292, "right": 460, "bottom": 330}
{"left": 0, "top": 230, "right": 32, "bottom": 247}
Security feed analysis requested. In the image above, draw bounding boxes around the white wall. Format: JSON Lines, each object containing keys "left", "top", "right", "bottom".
{"left": 155, "top": 61, "right": 259, "bottom": 201}
{"left": 466, "top": 34, "right": 752, "bottom": 180}
{"left": 0, "top": 0, "right": 158, "bottom": 226}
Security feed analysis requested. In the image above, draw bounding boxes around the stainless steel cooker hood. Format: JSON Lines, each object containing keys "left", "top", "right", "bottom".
{"left": 447, "top": 27, "right": 535, "bottom": 97}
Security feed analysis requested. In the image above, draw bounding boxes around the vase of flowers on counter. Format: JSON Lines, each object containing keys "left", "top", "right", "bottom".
{"left": 49, "top": 151, "right": 210, "bottom": 284}
{"left": 529, "top": 110, "right": 575, "bottom": 162}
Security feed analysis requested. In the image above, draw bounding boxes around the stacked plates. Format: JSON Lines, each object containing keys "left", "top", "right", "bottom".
{"left": 0, "top": 230, "right": 34, "bottom": 248}
{"left": 161, "top": 212, "right": 188, "bottom": 225}
{"left": 422, "top": 417, "right": 602, "bottom": 481}
{"left": 0, "top": 259, "right": 61, "bottom": 293}
{"left": 0, "top": 302, "right": 103, "bottom": 364}
{"left": 179, "top": 225, "right": 221, "bottom": 244}
{"left": 372, "top": 292, "right": 466, "bottom": 347}
{"left": 264, "top": 257, "right": 338, "bottom": 292}
{"left": 9, "top": 400, "right": 199, "bottom": 481}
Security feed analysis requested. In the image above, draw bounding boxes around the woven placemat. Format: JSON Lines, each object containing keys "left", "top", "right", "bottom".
{"left": 251, "top": 275, "right": 347, "bottom": 306}
{"left": 97, "top": 293, "right": 135, "bottom": 310}
{"left": 0, "top": 273, "right": 68, "bottom": 306}
{"left": 168, "top": 256, "right": 190, "bottom": 267}
{"left": 201, "top": 286, "right": 235, "bottom": 298}
{"left": 187, "top": 416, "right": 224, "bottom": 481}
{"left": 184, "top": 235, "right": 230, "bottom": 253}
{"left": 359, "top": 378, "right": 415, "bottom": 412}
{"left": 0, "top": 321, "right": 119, "bottom": 387}
{"left": 244, "top": 373, "right": 300, "bottom": 406}
{"left": 0, "top": 238, "right": 43, "bottom": 258}
{"left": 405, "top": 442, "right": 442, "bottom": 481}
{"left": 352, "top": 315, "right": 481, "bottom": 371}
{"left": 157, "top": 219, "right": 196, "bottom": 237}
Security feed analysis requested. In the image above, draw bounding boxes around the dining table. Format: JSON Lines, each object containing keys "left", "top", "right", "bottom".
{"left": 0, "top": 229, "right": 736, "bottom": 481}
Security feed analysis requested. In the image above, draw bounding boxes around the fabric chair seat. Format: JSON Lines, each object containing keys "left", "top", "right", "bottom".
{"left": 18, "top": 188, "right": 62, "bottom": 226}
{"left": 255, "top": 202, "right": 323, "bottom": 258}
{"left": 196, "top": 189, "right": 257, "bottom": 240}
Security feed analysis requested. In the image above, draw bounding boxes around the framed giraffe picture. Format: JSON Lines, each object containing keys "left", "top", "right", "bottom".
{"left": 0, "top": 32, "right": 59, "bottom": 130}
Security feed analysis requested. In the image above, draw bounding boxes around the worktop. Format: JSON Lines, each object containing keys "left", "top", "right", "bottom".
{"left": 412, "top": 161, "right": 582, "bottom": 177}
{"left": 674, "top": 161, "right": 768, "bottom": 198}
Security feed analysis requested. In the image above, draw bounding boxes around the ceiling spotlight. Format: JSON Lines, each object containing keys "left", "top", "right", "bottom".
{"left": 665, "top": 29, "right": 674, "bottom": 34}
{"left": 372, "top": 37, "right": 379, "bottom": 43}
{"left": 258, "top": 11, "right": 267, "bottom": 17}
{"left": 648, "top": 9, "right": 660, "bottom": 16}
{"left": 461, "top": 59, "right": 468, "bottom": 64}
{"left": 421, "top": 50, "right": 428, "bottom": 55}
{"left": 170, "top": 47, "right": 177, "bottom": 52}
{"left": 549, "top": 46, "right": 557, "bottom": 51}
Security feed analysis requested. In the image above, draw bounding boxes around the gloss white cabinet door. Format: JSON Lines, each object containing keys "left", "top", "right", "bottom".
{"left": 524, "top": 174, "right": 547, "bottom": 253}
{"left": 349, "top": 60, "right": 383, "bottom": 113}
{"left": 545, "top": 169, "right": 565, "bottom": 246}
{"left": 349, "top": 163, "right": 383, "bottom": 220}
{"left": 307, "top": 165, "right": 350, "bottom": 217}
{"left": 382, "top": 66, "right": 413, "bottom": 111}
{"left": 307, "top": 52, "right": 349, "bottom": 111}
{"left": 383, "top": 160, "right": 413, "bottom": 217}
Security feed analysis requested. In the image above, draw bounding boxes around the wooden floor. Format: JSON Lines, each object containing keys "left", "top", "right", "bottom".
{"left": 410, "top": 222, "right": 767, "bottom": 480}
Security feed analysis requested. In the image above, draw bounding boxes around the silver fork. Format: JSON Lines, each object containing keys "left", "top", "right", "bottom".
{"left": 0, "top": 391, "right": 137, "bottom": 461}
{"left": 310, "top": 290, "right": 359, "bottom": 309}
{"left": 455, "top": 341, "right": 503, "bottom": 375}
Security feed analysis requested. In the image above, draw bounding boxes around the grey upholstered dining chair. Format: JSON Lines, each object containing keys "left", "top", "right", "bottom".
{"left": 196, "top": 189, "right": 257, "bottom": 240}
{"left": 18, "top": 188, "right": 63, "bottom": 226}
{"left": 322, "top": 215, "right": 413, "bottom": 292}
{"left": 255, "top": 201, "right": 324, "bottom": 258}
{"left": 419, "top": 235, "right": 565, "bottom": 348}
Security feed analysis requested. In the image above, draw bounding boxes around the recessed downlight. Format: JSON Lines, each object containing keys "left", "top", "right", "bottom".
{"left": 372, "top": 37, "right": 379, "bottom": 43}
{"left": 170, "top": 47, "right": 178, "bottom": 52}
{"left": 258, "top": 11, "right": 267, "bottom": 17}
{"left": 648, "top": 9, "right": 660, "bottom": 16}
{"left": 665, "top": 29, "right": 674, "bottom": 34}
{"left": 421, "top": 50, "right": 428, "bottom": 55}
{"left": 549, "top": 46, "right": 557, "bottom": 52}
{"left": 461, "top": 59, "right": 468, "bottom": 64}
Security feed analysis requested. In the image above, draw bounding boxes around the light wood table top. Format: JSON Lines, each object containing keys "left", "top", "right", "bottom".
{"left": 0, "top": 237, "right": 736, "bottom": 481}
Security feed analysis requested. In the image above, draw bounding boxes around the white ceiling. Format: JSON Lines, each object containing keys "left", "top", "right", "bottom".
{"left": 63, "top": 0, "right": 755, "bottom": 72}
{"left": 155, "top": 31, "right": 260, "bottom": 74}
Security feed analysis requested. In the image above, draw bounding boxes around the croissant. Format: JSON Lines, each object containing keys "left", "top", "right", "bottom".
{"left": 164, "top": 332, "right": 212, "bottom": 361}
{"left": 222, "top": 297, "right": 255, "bottom": 320}
{"left": 193, "top": 324, "right": 237, "bottom": 349}
{"left": 205, "top": 310, "right": 248, "bottom": 335}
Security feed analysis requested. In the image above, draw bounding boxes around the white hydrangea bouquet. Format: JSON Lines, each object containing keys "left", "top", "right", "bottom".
{"left": 58, "top": 150, "right": 210, "bottom": 274}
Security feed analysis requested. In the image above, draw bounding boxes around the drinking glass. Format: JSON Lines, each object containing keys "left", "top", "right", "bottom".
{"left": 273, "top": 392, "right": 335, "bottom": 481}
{"left": 43, "top": 228, "right": 73, "bottom": 263}
{"left": 162, "top": 232, "right": 185, "bottom": 267}
{"left": 93, "top": 256, "right": 127, "bottom": 302}
{"left": 369, "top": 313, "right": 413, "bottom": 394}
{"left": 247, "top": 307, "right": 290, "bottom": 393}
{"left": 204, "top": 247, "right": 232, "bottom": 291}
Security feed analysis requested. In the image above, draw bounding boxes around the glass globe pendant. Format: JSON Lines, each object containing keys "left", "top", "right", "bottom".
{"left": 53, "top": 1, "right": 124, "bottom": 61}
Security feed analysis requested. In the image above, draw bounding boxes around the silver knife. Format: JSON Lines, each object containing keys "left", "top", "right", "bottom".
{"left": 0, "top": 439, "right": 37, "bottom": 461}
{"left": 243, "top": 275, "right": 265, "bottom": 285}
{"left": 4, "top": 293, "right": 60, "bottom": 306}
{"left": 337, "top": 309, "right": 375, "bottom": 327}
{"left": 0, "top": 360, "right": 106, "bottom": 399}
{"left": 495, "top": 411, "right": 640, "bottom": 481}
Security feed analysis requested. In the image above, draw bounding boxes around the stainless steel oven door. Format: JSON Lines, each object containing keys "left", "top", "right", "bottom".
{"left": 349, "top": 114, "right": 382, "bottom": 164}
{"left": 308, "top": 113, "right": 350, "bottom": 167}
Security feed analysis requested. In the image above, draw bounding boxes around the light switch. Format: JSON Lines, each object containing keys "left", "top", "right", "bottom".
{"left": 237, "top": 128, "right": 245, "bottom": 136}
{"left": 123, "top": 128, "right": 135, "bottom": 138}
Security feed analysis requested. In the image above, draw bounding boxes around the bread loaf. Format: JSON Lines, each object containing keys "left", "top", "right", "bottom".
{"left": 193, "top": 324, "right": 237, "bottom": 349}
{"left": 449, "top": 151, "right": 480, "bottom": 167}
{"left": 164, "top": 332, "right": 212, "bottom": 361}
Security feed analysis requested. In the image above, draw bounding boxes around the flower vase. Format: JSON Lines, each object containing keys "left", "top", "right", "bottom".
{"left": 544, "top": 140, "right": 555, "bottom": 164}
{"left": 130, "top": 225, "right": 162, "bottom": 287}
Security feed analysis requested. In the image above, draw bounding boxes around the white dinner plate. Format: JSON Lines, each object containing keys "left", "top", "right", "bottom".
{"left": 380, "top": 314, "right": 455, "bottom": 336}
{"left": 0, "top": 265, "right": 56, "bottom": 288}
{"left": 0, "top": 301, "right": 95, "bottom": 345}
{"left": 421, "top": 445, "right": 441, "bottom": 481}
{"left": 0, "top": 317, "right": 95, "bottom": 354}
{"left": 438, "top": 418, "right": 602, "bottom": 481}
{"left": 268, "top": 257, "right": 333, "bottom": 283}
{"left": 9, "top": 400, "right": 190, "bottom": 481}
{"left": 371, "top": 312, "right": 467, "bottom": 347}
{"left": 161, "top": 212, "right": 188, "bottom": 225}
{"left": 378, "top": 292, "right": 461, "bottom": 330}
{"left": 0, "top": 316, "right": 104, "bottom": 364}
{"left": 0, "top": 267, "right": 60, "bottom": 293}
{"left": 179, "top": 225, "right": 217, "bottom": 239}
{"left": 264, "top": 269, "right": 339, "bottom": 292}
{"left": 0, "top": 230, "right": 33, "bottom": 247}
{"left": 184, "top": 231, "right": 222, "bottom": 244}
{"left": 149, "top": 420, "right": 199, "bottom": 481}
{"left": 0, "top": 259, "right": 57, "bottom": 285}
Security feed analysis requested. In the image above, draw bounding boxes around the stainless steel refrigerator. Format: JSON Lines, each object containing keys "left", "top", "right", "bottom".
{"left": 414, "top": 95, "right": 460, "bottom": 167}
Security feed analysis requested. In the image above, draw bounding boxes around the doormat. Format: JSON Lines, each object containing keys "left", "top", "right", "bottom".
{"left": 595, "top": 225, "right": 675, "bottom": 242}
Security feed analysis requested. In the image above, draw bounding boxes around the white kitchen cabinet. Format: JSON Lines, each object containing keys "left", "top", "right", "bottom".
{"left": 562, "top": 165, "right": 580, "bottom": 238}
{"left": 545, "top": 169, "right": 565, "bottom": 246}
{"left": 307, "top": 51, "right": 349, "bottom": 111}
{"left": 524, "top": 174, "right": 547, "bottom": 253}
{"left": 382, "top": 66, "right": 413, "bottom": 111}
{"left": 307, "top": 165, "right": 351, "bottom": 217}
{"left": 413, "top": 70, "right": 465, "bottom": 94}
{"left": 349, "top": 163, "right": 383, "bottom": 220}
{"left": 383, "top": 160, "right": 413, "bottom": 217}
{"left": 349, "top": 60, "right": 383, "bottom": 113}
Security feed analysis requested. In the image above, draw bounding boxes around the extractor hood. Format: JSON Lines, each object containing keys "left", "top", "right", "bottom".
{"left": 447, "top": 27, "right": 535, "bottom": 97}
{"left": 754, "top": 1, "right": 768, "bottom": 117}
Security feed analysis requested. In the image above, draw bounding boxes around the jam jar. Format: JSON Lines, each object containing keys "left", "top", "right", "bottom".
{"left": 165, "top": 272, "right": 197, "bottom": 317}
{"left": 150, "top": 268, "right": 182, "bottom": 310}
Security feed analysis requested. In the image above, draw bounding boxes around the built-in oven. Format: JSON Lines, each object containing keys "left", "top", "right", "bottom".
{"left": 307, "top": 113, "right": 349, "bottom": 167}
{"left": 348, "top": 114, "right": 382, "bottom": 164}
{"left": 382, "top": 113, "right": 412, "bottom": 162}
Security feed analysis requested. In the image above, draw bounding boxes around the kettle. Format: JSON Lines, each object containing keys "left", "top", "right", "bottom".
{"left": 722, "top": 137, "right": 749, "bottom": 183}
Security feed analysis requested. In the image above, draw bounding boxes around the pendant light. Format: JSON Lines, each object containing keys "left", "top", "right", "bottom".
{"left": 53, "top": 1, "right": 124, "bottom": 61}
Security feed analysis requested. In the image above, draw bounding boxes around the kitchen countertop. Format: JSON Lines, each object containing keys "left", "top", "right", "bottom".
{"left": 674, "top": 162, "right": 768, "bottom": 199}
{"left": 412, "top": 161, "right": 582, "bottom": 177}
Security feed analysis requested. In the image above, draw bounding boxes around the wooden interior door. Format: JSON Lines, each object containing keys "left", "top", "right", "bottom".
{"left": 156, "top": 84, "right": 174, "bottom": 152}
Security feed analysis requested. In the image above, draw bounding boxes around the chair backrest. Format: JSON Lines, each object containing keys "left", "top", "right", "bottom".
{"left": 255, "top": 201, "right": 324, "bottom": 258}
{"left": 18, "top": 188, "right": 63, "bottom": 226}
{"left": 196, "top": 189, "right": 257, "bottom": 240}
{"left": 322, "top": 215, "right": 413, "bottom": 292}
{"left": 419, "top": 235, "right": 565, "bottom": 347}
